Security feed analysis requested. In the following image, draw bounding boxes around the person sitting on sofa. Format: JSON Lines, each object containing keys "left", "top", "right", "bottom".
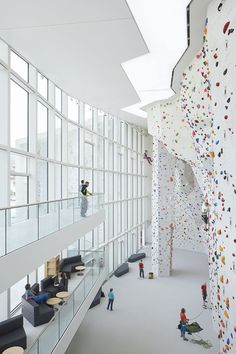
{"left": 24, "top": 283, "right": 49, "bottom": 304}
{"left": 54, "top": 272, "right": 68, "bottom": 291}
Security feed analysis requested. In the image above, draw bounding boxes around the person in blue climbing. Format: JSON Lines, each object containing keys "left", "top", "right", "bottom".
{"left": 107, "top": 288, "right": 114, "bottom": 311}
{"left": 179, "top": 308, "right": 189, "bottom": 341}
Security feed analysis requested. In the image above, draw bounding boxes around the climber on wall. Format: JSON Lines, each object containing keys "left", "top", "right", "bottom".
{"left": 201, "top": 283, "right": 208, "bottom": 308}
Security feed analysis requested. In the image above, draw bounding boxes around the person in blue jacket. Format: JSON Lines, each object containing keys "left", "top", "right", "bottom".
{"left": 107, "top": 288, "right": 114, "bottom": 311}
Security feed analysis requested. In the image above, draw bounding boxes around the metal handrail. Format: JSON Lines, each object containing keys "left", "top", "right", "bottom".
{"left": 26, "top": 265, "right": 105, "bottom": 353}
{"left": 0, "top": 193, "right": 103, "bottom": 211}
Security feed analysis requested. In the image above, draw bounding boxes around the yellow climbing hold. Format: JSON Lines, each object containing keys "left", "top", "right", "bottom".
{"left": 221, "top": 256, "right": 226, "bottom": 265}
{"left": 224, "top": 310, "right": 229, "bottom": 319}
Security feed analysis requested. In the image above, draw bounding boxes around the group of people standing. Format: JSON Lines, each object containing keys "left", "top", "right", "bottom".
{"left": 179, "top": 283, "right": 208, "bottom": 342}
{"left": 80, "top": 180, "right": 92, "bottom": 217}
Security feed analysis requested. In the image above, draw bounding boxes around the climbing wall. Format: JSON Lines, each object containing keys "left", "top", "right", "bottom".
{"left": 205, "top": 0, "right": 236, "bottom": 351}
{"left": 152, "top": 136, "right": 207, "bottom": 275}
{"left": 152, "top": 138, "right": 176, "bottom": 276}
{"left": 180, "top": 46, "right": 214, "bottom": 196}
{"left": 173, "top": 159, "right": 206, "bottom": 253}
{"left": 147, "top": 97, "right": 198, "bottom": 164}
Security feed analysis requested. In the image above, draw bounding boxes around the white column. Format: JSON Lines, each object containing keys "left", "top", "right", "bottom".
{"left": 152, "top": 139, "right": 176, "bottom": 276}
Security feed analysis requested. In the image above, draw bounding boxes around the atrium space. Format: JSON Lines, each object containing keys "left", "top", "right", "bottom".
{"left": 0, "top": 1, "right": 235, "bottom": 354}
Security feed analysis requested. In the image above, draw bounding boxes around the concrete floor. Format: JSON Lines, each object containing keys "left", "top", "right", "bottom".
{"left": 66, "top": 247, "right": 219, "bottom": 354}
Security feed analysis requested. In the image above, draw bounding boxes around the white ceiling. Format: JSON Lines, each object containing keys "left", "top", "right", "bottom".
{"left": 0, "top": 0, "right": 211, "bottom": 129}
{"left": 0, "top": 0, "right": 148, "bottom": 127}
{"left": 122, "top": 0, "right": 190, "bottom": 117}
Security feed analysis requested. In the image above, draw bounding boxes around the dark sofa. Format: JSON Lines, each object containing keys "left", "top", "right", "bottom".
{"left": 41, "top": 276, "right": 60, "bottom": 297}
{"left": 114, "top": 262, "right": 129, "bottom": 277}
{"left": 21, "top": 295, "right": 54, "bottom": 327}
{"left": 0, "top": 315, "right": 27, "bottom": 352}
{"left": 128, "top": 252, "right": 146, "bottom": 263}
{"left": 59, "top": 255, "right": 84, "bottom": 278}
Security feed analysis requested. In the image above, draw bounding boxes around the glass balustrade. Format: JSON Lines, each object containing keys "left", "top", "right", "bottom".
{"left": 26, "top": 251, "right": 105, "bottom": 354}
{"left": 0, "top": 194, "right": 104, "bottom": 256}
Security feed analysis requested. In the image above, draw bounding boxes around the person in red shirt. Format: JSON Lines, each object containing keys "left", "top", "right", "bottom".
{"left": 201, "top": 283, "right": 208, "bottom": 308}
{"left": 139, "top": 259, "right": 144, "bottom": 278}
{"left": 179, "top": 308, "right": 189, "bottom": 341}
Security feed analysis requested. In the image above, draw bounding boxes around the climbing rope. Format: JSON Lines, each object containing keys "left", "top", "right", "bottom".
{"left": 189, "top": 309, "right": 205, "bottom": 321}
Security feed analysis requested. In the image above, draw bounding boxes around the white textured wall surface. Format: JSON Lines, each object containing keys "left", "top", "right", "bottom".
{"left": 149, "top": 0, "right": 236, "bottom": 352}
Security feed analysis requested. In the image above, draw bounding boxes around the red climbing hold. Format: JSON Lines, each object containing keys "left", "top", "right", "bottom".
{"left": 223, "top": 21, "right": 230, "bottom": 34}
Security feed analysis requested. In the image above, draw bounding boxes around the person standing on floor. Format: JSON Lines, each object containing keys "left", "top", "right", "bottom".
{"left": 179, "top": 308, "right": 189, "bottom": 341}
{"left": 201, "top": 283, "right": 208, "bottom": 308}
{"left": 80, "top": 181, "right": 92, "bottom": 217}
{"left": 139, "top": 259, "right": 145, "bottom": 278}
{"left": 107, "top": 288, "right": 114, "bottom": 311}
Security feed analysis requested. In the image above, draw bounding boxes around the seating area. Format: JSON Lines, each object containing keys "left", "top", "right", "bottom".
{"left": 0, "top": 315, "right": 27, "bottom": 353}
{"left": 128, "top": 253, "right": 146, "bottom": 263}
{"left": 60, "top": 255, "right": 85, "bottom": 278}
{"left": 114, "top": 263, "right": 129, "bottom": 277}
{"left": 21, "top": 295, "right": 54, "bottom": 327}
{"left": 41, "top": 276, "right": 61, "bottom": 297}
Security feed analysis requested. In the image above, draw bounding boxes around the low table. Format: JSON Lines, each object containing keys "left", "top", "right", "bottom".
{"left": 46, "top": 297, "right": 61, "bottom": 310}
{"left": 56, "top": 291, "right": 71, "bottom": 299}
{"left": 75, "top": 265, "right": 86, "bottom": 276}
{"left": 3, "top": 347, "right": 24, "bottom": 354}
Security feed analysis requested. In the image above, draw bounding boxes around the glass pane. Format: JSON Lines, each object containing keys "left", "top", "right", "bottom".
{"left": 68, "top": 123, "right": 78, "bottom": 164}
{"left": 37, "top": 160, "right": 48, "bottom": 202}
{"left": 68, "top": 241, "right": 78, "bottom": 257}
{"left": 74, "top": 280, "right": 85, "bottom": 312}
{"left": 68, "top": 167, "right": 78, "bottom": 198}
{"left": 109, "top": 242, "right": 113, "bottom": 273}
{"left": 84, "top": 268, "right": 93, "bottom": 296}
{"left": 10, "top": 153, "right": 27, "bottom": 174}
{"left": 84, "top": 142, "right": 93, "bottom": 168}
{"left": 97, "top": 110, "right": 104, "bottom": 135}
{"left": 10, "top": 51, "right": 28, "bottom": 81}
{"left": 7, "top": 205, "right": 38, "bottom": 253}
{"left": 55, "top": 86, "right": 62, "bottom": 112}
{"left": 10, "top": 176, "right": 28, "bottom": 221}
{"left": 10, "top": 276, "right": 27, "bottom": 311}
{"left": 55, "top": 116, "right": 62, "bottom": 161}
{"left": 68, "top": 96, "right": 79, "bottom": 122}
{"left": 37, "top": 102, "right": 48, "bottom": 157}
{"left": 37, "top": 72, "right": 48, "bottom": 99}
{"left": 39, "top": 315, "right": 59, "bottom": 354}
{"left": 84, "top": 104, "right": 93, "bottom": 130}
{"left": 37, "top": 264, "right": 45, "bottom": 283}
{"left": 39, "top": 201, "right": 59, "bottom": 238}
{"left": 27, "top": 342, "right": 38, "bottom": 354}
{"left": 60, "top": 199, "right": 73, "bottom": 228}
{"left": 10, "top": 80, "right": 28, "bottom": 151}
{"left": 0, "top": 210, "right": 5, "bottom": 256}
{"left": 60, "top": 296, "right": 74, "bottom": 335}
{"left": 55, "top": 164, "right": 62, "bottom": 199}
{"left": 96, "top": 137, "right": 103, "bottom": 169}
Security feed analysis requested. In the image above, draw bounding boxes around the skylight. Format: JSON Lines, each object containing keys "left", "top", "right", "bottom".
{"left": 122, "top": 0, "right": 189, "bottom": 117}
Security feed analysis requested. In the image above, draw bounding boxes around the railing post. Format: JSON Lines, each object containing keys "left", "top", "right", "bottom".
{"left": 5, "top": 209, "right": 7, "bottom": 255}
{"left": 37, "top": 204, "right": 40, "bottom": 240}
{"left": 58, "top": 200, "right": 61, "bottom": 230}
